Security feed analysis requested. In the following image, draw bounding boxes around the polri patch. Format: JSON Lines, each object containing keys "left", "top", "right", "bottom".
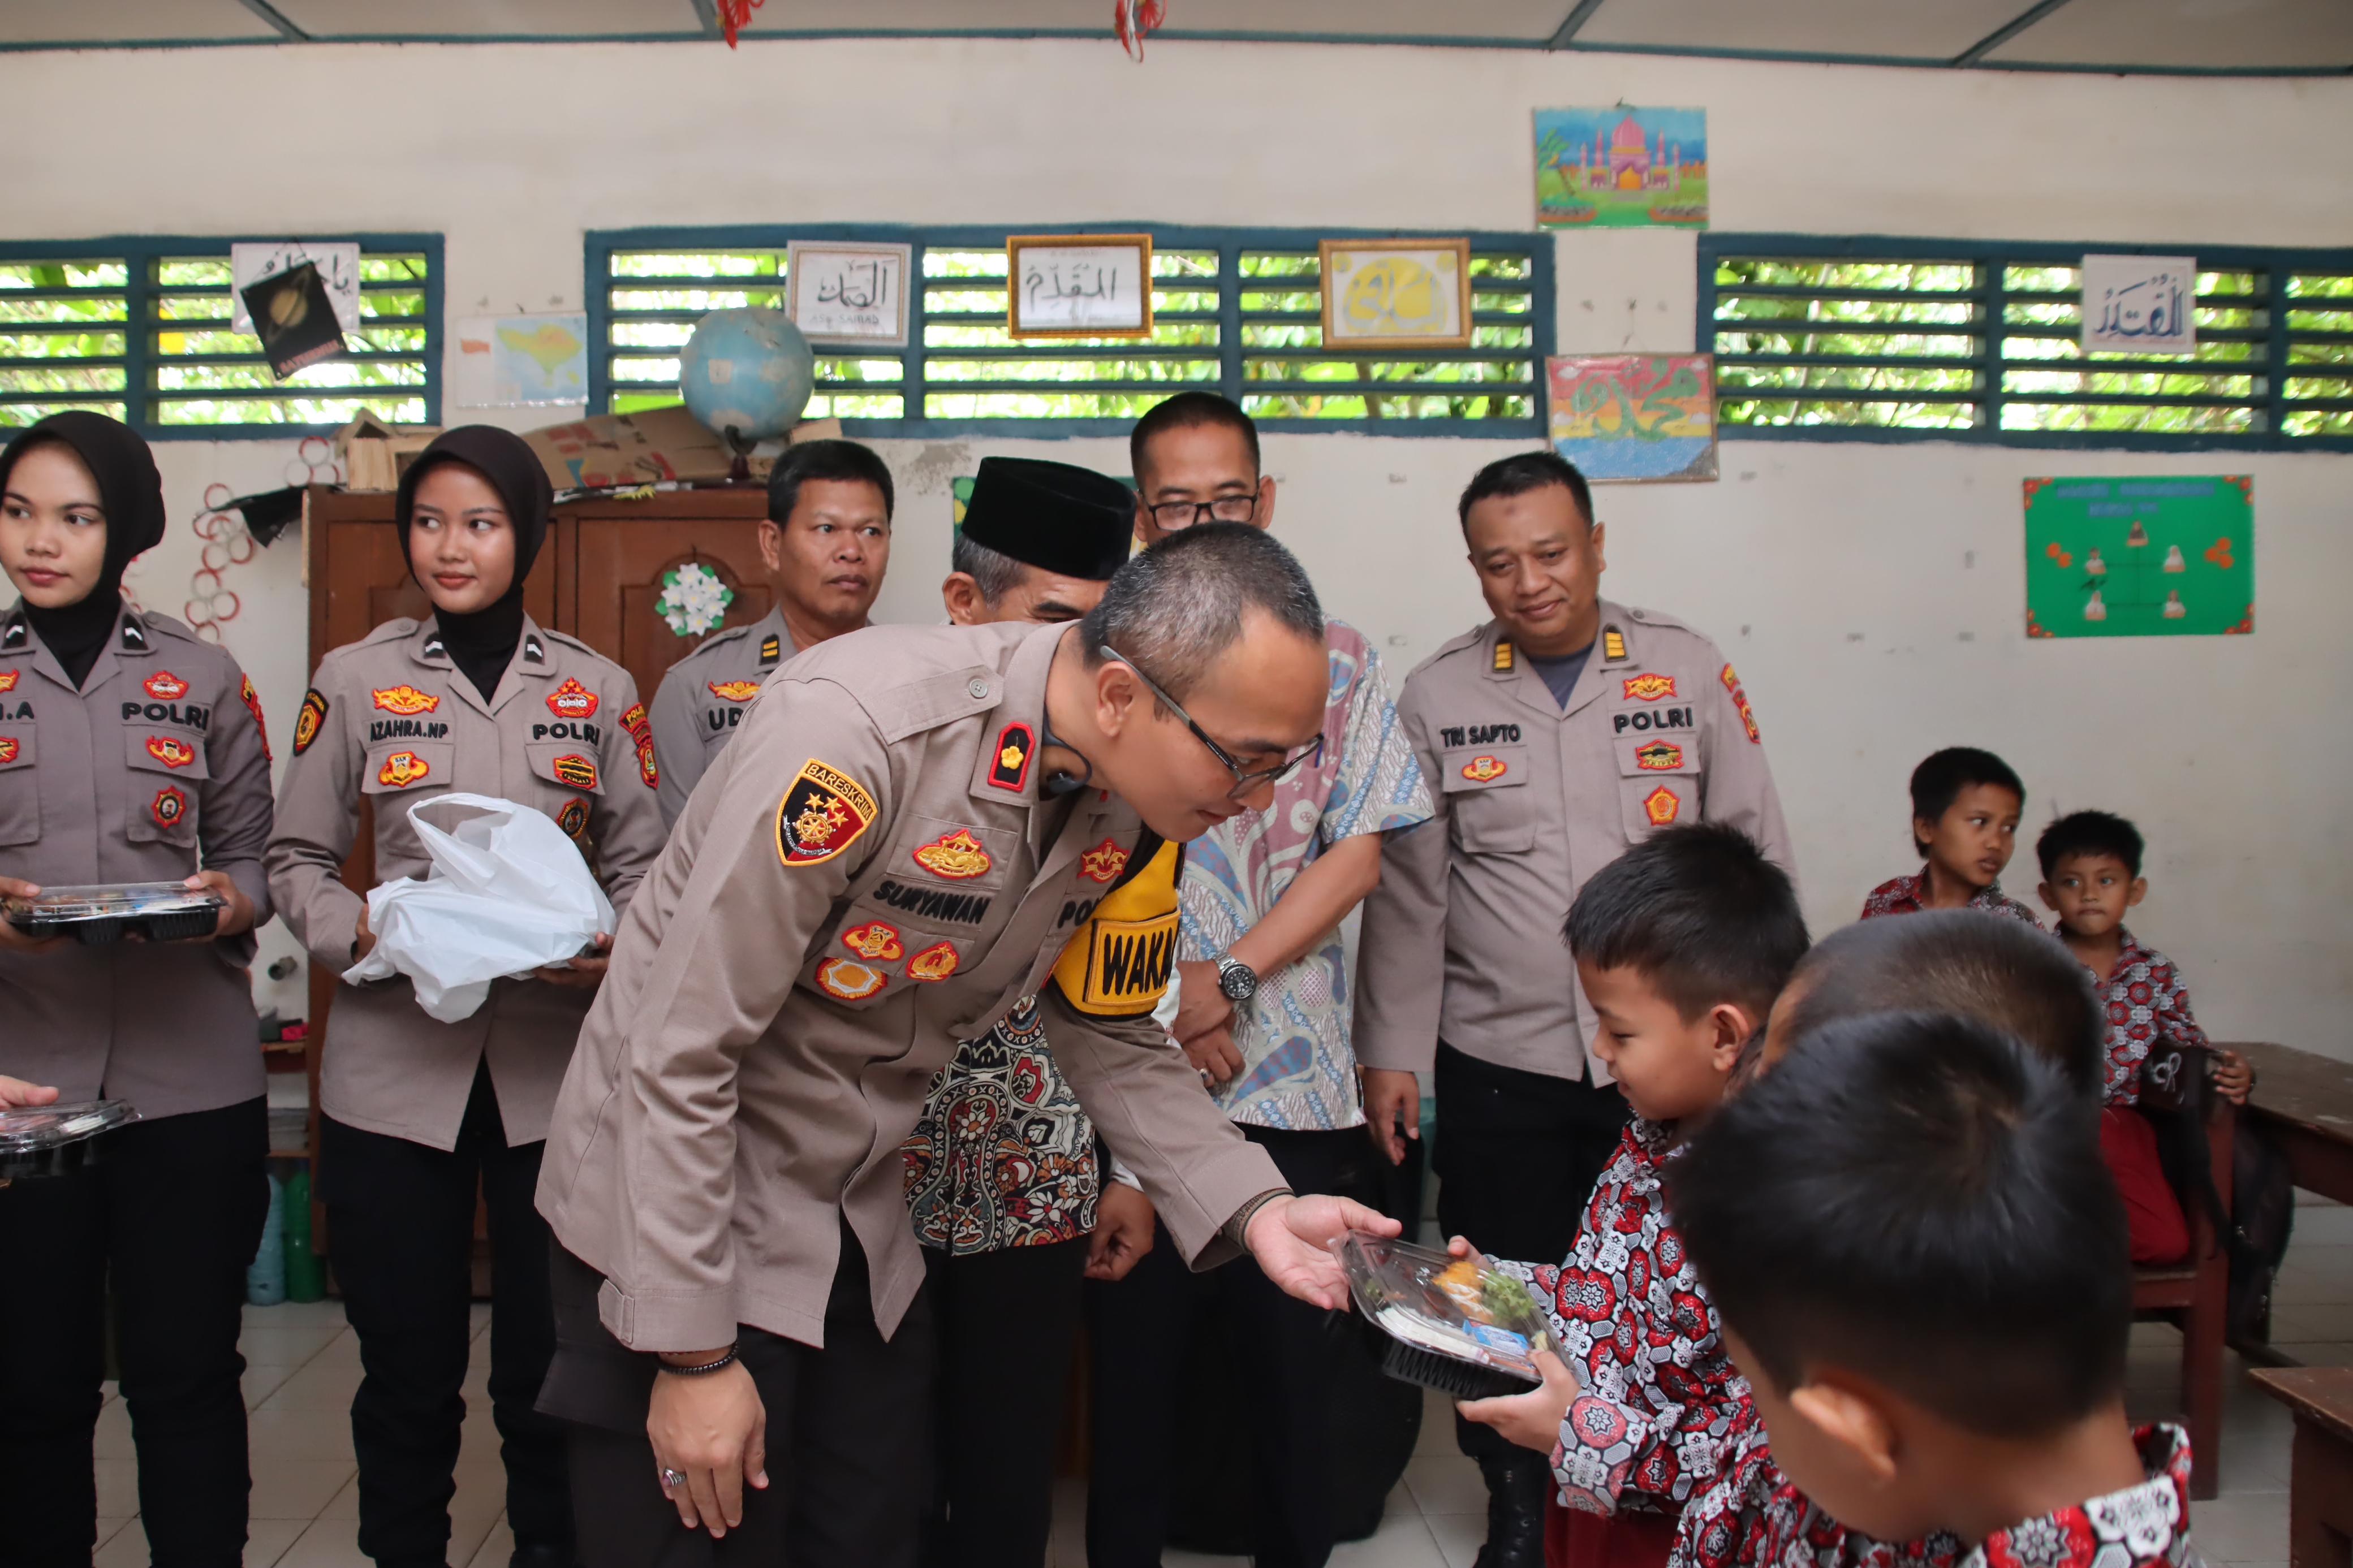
{"left": 912, "top": 828, "right": 991, "bottom": 881}
{"left": 906, "top": 940, "right": 960, "bottom": 983}
{"left": 1642, "top": 784, "right": 1681, "bottom": 827}
{"left": 708, "top": 680, "right": 761, "bottom": 702}
{"left": 552, "top": 754, "right": 598, "bottom": 791}
{"left": 989, "top": 722, "right": 1034, "bottom": 793}
{"left": 548, "top": 677, "right": 597, "bottom": 720}
{"left": 294, "top": 689, "right": 329, "bottom": 755}
{"left": 150, "top": 785, "right": 188, "bottom": 830}
{"left": 1460, "top": 755, "right": 1507, "bottom": 783}
{"left": 146, "top": 736, "right": 197, "bottom": 770}
{"left": 775, "top": 758, "right": 877, "bottom": 868}
{"left": 372, "top": 684, "right": 439, "bottom": 716}
{"left": 144, "top": 669, "right": 189, "bottom": 701}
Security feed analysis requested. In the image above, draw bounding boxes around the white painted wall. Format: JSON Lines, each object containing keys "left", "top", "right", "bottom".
{"left": 5, "top": 38, "right": 2349, "bottom": 1053}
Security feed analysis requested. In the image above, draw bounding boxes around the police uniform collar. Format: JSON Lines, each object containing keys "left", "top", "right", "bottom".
{"left": 117, "top": 607, "right": 150, "bottom": 654}
{"left": 966, "top": 620, "right": 1062, "bottom": 807}
{"left": 410, "top": 620, "right": 453, "bottom": 667}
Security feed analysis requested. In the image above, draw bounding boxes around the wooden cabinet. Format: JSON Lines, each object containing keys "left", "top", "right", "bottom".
{"left": 300, "top": 483, "right": 772, "bottom": 1262}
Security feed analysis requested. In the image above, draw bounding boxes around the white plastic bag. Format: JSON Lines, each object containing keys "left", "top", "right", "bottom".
{"left": 342, "top": 793, "right": 614, "bottom": 1022}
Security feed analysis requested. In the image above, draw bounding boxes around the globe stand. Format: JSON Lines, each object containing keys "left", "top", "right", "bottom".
{"left": 723, "top": 426, "right": 755, "bottom": 486}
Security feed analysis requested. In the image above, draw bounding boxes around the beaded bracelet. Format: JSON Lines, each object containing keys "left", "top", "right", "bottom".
{"left": 656, "top": 1346, "right": 739, "bottom": 1377}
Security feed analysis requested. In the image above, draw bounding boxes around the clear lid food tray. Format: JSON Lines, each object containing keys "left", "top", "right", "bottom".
{"left": 0, "top": 1100, "right": 139, "bottom": 1153}
{"left": 1334, "top": 1232, "right": 1553, "bottom": 1380}
{"left": 3, "top": 882, "right": 227, "bottom": 921}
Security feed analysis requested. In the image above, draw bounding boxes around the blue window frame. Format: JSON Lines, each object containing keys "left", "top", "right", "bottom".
{"left": 587, "top": 224, "right": 1554, "bottom": 439}
{"left": 1699, "top": 234, "right": 2353, "bottom": 451}
{"left": 0, "top": 234, "right": 442, "bottom": 440}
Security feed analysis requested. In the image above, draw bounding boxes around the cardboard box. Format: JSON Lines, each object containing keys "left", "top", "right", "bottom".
{"left": 334, "top": 412, "right": 442, "bottom": 492}
{"left": 521, "top": 405, "right": 733, "bottom": 494}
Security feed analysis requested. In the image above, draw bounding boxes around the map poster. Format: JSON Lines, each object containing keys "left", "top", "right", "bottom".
{"left": 2023, "top": 476, "right": 2253, "bottom": 639}
{"left": 452, "top": 312, "right": 589, "bottom": 407}
{"left": 1535, "top": 107, "right": 1709, "bottom": 229}
{"left": 1546, "top": 354, "right": 1718, "bottom": 483}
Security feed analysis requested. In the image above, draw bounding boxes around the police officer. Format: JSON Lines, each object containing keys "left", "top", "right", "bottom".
{"left": 1354, "top": 451, "right": 1792, "bottom": 1568}
{"left": 267, "top": 427, "right": 668, "bottom": 1568}
{"left": 0, "top": 413, "right": 277, "bottom": 1568}
{"left": 534, "top": 523, "right": 1397, "bottom": 1568}
{"left": 648, "top": 438, "right": 893, "bottom": 827}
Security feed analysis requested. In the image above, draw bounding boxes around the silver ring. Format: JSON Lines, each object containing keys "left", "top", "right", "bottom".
{"left": 661, "top": 1467, "right": 686, "bottom": 1489}
{"left": 1197, "top": 1067, "right": 1213, "bottom": 1085}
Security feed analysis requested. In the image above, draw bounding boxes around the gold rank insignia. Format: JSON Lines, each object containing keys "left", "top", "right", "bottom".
{"left": 775, "top": 759, "right": 877, "bottom": 868}
{"left": 989, "top": 723, "right": 1034, "bottom": 793}
{"left": 1492, "top": 640, "right": 1515, "bottom": 673}
{"left": 906, "top": 940, "right": 960, "bottom": 983}
{"left": 1602, "top": 626, "right": 1627, "bottom": 662}
{"left": 759, "top": 634, "right": 782, "bottom": 667}
{"left": 912, "top": 828, "right": 992, "bottom": 881}
{"left": 1643, "top": 784, "right": 1682, "bottom": 826}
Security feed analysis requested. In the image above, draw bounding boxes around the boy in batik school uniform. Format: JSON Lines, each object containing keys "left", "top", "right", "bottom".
{"left": 1445, "top": 824, "right": 1810, "bottom": 1568}
{"left": 1860, "top": 748, "right": 2039, "bottom": 927}
{"left": 1668, "top": 1007, "right": 2199, "bottom": 1568}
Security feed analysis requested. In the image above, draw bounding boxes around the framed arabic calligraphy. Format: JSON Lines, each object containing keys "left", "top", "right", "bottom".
{"left": 1319, "top": 237, "right": 1472, "bottom": 352}
{"left": 787, "top": 240, "right": 912, "bottom": 348}
{"left": 1006, "top": 233, "right": 1154, "bottom": 340}
{"left": 2080, "top": 254, "right": 2197, "bottom": 355}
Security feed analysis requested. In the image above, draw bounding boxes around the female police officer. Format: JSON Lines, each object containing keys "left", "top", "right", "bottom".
{"left": 268, "top": 426, "right": 666, "bottom": 1568}
{"left": 0, "top": 412, "right": 277, "bottom": 1568}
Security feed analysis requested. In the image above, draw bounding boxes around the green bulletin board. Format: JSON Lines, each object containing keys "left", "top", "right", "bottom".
{"left": 2023, "top": 476, "right": 2253, "bottom": 639}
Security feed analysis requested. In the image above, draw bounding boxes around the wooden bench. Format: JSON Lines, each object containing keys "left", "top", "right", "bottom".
{"left": 2233, "top": 1040, "right": 2353, "bottom": 1207}
{"left": 2248, "top": 1366, "right": 2353, "bottom": 1568}
{"left": 2130, "top": 1042, "right": 2233, "bottom": 1500}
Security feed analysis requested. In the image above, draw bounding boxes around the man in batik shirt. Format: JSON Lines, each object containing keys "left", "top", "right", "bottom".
{"left": 1085, "top": 392, "right": 1435, "bottom": 1568}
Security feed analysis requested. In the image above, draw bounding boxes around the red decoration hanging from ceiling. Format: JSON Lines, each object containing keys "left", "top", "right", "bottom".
{"left": 1114, "top": 0, "right": 1166, "bottom": 60}
{"left": 719, "top": 0, "right": 764, "bottom": 48}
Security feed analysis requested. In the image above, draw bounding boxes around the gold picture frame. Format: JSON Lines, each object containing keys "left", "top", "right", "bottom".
{"left": 1319, "top": 237, "right": 1473, "bottom": 352}
{"left": 1006, "top": 233, "right": 1156, "bottom": 340}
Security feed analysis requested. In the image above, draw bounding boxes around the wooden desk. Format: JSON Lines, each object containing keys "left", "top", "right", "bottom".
{"left": 2249, "top": 1367, "right": 2353, "bottom": 1568}
{"left": 2231, "top": 1042, "right": 2353, "bottom": 1206}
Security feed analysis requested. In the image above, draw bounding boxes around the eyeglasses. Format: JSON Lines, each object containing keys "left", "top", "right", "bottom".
{"left": 1144, "top": 493, "right": 1260, "bottom": 530}
{"left": 1098, "top": 643, "right": 1323, "bottom": 800}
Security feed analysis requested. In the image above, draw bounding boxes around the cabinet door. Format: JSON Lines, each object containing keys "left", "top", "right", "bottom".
{"left": 562, "top": 496, "right": 775, "bottom": 705}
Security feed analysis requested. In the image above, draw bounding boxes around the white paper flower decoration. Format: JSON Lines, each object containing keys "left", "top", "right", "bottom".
{"left": 656, "top": 561, "right": 734, "bottom": 638}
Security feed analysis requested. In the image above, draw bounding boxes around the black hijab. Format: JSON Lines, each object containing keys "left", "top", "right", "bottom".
{"left": 395, "top": 426, "right": 551, "bottom": 701}
{"left": 0, "top": 412, "right": 168, "bottom": 688}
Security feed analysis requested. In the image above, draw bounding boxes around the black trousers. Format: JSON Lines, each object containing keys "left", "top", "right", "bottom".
{"left": 919, "top": 1237, "right": 1089, "bottom": 1568}
{"left": 1432, "top": 1042, "right": 1628, "bottom": 1463}
{"left": 1085, "top": 1125, "right": 1373, "bottom": 1568}
{"left": 0, "top": 1094, "right": 266, "bottom": 1568}
{"left": 322, "top": 1062, "right": 569, "bottom": 1568}
{"left": 550, "top": 1225, "right": 937, "bottom": 1568}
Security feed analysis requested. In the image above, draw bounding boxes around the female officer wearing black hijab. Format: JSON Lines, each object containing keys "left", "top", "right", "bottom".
{"left": 0, "top": 412, "right": 278, "bottom": 1568}
{"left": 267, "top": 426, "right": 667, "bottom": 1568}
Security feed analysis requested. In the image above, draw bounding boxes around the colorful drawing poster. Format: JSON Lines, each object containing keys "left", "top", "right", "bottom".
{"left": 1546, "top": 355, "right": 1718, "bottom": 483}
{"left": 2023, "top": 476, "right": 2252, "bottom": 639}
{"left": 1535, "top": 108, "right": 1708, "bottom": 230}
{"left": 453, "top": 313, "right": 589, "bottom": 407}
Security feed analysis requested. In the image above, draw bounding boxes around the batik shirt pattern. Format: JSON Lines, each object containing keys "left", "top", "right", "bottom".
{"left": 1491, "top": 1118, "right": 1745, "bottom": 1517}
{"left": 2087, "top": 931, "right": 2210, "bottom": 1107}
{"left": 1179, "top": 620, "right": 1433, "bottom": 1130}
{"left": 903, "top": 997, "right": 1098, "bottom": 1254}
{"left": 1860, "top": 870, "right": 2042, "bottom": 928}
{"left": 1968, "top": 1425, "right": 2193, "bottom": 1568}
{"left": 1670, "top": 1400, "right": 1963, "bottom": 1568}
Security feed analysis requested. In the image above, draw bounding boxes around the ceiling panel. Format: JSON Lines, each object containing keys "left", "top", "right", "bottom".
{"left": 743, "top": 0, "right": 1569, "bottom": 41}
{"left": 1573, "top": 0, "right": 2031, "bottom": 61}
{"left": 1986, "top": 0, "right": 2353, "bottom": 69}
{"left": 0, "top": 0, "right": 278, "bottom": 42}
{"left": 274, "top": 0, "right": 701, "bottom": 38}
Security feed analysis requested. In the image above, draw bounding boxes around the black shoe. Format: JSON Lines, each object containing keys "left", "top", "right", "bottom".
{"left": 511, "top": 1545, "right": 578, "bottom": 1568}
{"left": 1472, "top": 1453, "right": 1550, "bottom": 1568}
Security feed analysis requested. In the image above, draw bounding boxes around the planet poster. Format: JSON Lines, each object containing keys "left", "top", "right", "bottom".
{"left": 1535, "top": 107, "right": 1709, "bottom": 230}
{"left": 1546, "top": 355, "right": 1718, "bottom": 483}
{"left": 2023, "top": 476, "right": 2253, "bottom": 639}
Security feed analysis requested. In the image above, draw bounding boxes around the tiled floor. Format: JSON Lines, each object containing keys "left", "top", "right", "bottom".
{"left": 94, "top": 1200, "right": 2352, "bottom": 1568}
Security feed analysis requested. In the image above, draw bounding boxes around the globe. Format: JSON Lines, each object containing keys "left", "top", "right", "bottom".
{"left": 678, "top": 306, "right": 817, "bottom": 447}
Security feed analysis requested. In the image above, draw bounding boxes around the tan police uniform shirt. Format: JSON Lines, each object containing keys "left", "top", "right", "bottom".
{"left": 0, "top": 606, "right": 274, "bottom": 1117}
{"left": 265, "top": 616, "right": 668, "bottom": 1150}
{"left": 648, "top": 606, "right": 794, "bottom": 830}
{"left": 1355, "top": 601, "right": 1792, "bottom": 1084}
{"left": 536, "top": 619, "right": 1286, "bottom": 1351}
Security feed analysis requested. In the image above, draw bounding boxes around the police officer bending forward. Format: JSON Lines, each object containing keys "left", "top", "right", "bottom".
{"left": 534, "top": 524, "right": 1398, "bottom": 1567}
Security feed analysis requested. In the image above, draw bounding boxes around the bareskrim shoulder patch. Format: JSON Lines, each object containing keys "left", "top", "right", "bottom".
{"left": 775, "top": 759, "right": 878, "bottom": 868}
{"left": 293, "top": 689, "right": 329, "bottom": 755}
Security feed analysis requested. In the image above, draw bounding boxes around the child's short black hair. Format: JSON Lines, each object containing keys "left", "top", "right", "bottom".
{"left": 1564, "top": 823, "right": 1809, "bottom": 1025}
{"left": 1668, "top": 1010, "right": 2128, "bottom": 1437}
{"left": 1907, "top": 746, "right": 2024, "bottom": 856}
{"left": 2036, "top": 810, "right": 2145, "bottom": 880}
{"left": 1787, "top": 911, "right": 2103, "bottom": 1099}
{"left": 1457, "top": 450, "right": 1594, "bottom": 535}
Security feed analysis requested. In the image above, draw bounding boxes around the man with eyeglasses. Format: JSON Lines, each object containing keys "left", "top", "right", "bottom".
{"left": 534, "top": 517, "right": 1395, "bottom": 1568}
{"left": 1088, "top": 392, "right": 1435, "bottom": 1568}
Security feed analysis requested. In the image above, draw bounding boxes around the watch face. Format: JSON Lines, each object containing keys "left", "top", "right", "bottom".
{"left": 1219, "top": 964, "right": 1256, "bottom": 1001}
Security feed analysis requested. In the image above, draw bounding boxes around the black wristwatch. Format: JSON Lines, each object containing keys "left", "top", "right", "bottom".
{"left": 1213, "top": 952, "right": 1258, "bottom": 1003}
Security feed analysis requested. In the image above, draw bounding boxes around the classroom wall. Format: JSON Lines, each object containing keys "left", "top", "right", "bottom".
{"left": 6, "top": 39, "right": 2349, "bottom": 1054}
